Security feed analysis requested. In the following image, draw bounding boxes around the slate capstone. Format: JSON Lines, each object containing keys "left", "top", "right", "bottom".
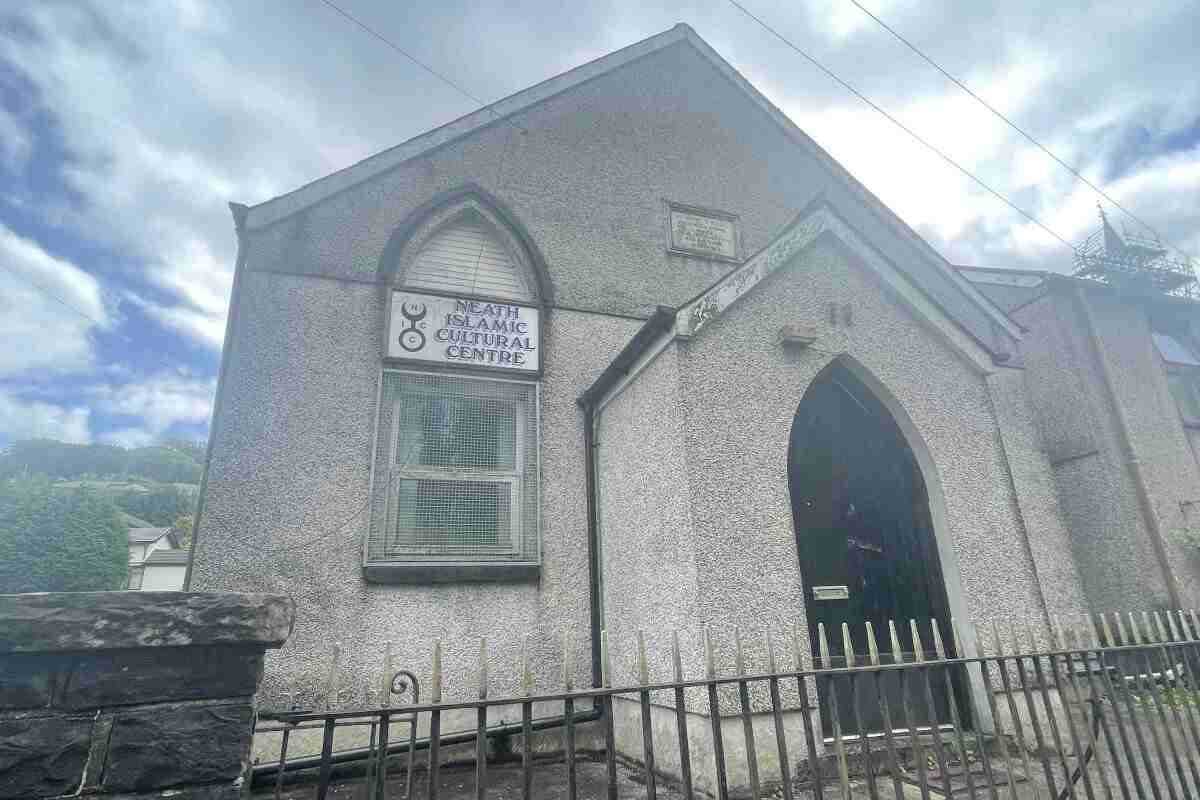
{"left": 0, "top": 591, "right": 295, "bottom": 653}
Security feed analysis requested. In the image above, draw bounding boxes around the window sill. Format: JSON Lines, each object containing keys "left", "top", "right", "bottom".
{"left": 363, "top": 561, "right": 540, "bottom": 584}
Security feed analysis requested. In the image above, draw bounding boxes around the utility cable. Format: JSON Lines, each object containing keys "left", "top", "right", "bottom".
{"left": 724, "top": 0, "right": 1077, "bottom": 254}
{"left": 314, "top": 0, "right": 527, "bottom": 134}
{"left": 0, "top": 262, "right": 119, "bottom": 335}
{"left": 845, "top": 0, "right": 1197, "bottom": 263}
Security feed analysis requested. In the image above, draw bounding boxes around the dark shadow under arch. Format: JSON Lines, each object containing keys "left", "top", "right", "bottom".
{"left": 788, "top": 356, "right": 969, "bottom": 735}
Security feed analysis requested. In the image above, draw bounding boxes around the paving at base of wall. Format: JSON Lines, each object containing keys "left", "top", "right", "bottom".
{"left": 253, "top": 758, "right": 686, "bottom": 800}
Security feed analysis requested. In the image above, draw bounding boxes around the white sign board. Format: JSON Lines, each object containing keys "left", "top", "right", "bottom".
{"left": 668, "top": 205, "right": 738, "bottom": 261}
{"left": 388, "top": 290, "right": 540, "bottom": 372}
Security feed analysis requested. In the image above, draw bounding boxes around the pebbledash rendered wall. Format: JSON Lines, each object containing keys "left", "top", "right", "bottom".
{"left": 593, "top": 232, "right": 1091, "bottom": 792}
{"left": 1013, "top": 283, "right": 1200, "bottom": 612}
{"left": 190, "top": 30, "right": 1018, "bottom": 702}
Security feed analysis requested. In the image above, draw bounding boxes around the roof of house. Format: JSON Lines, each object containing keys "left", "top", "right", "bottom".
{"left": 118, "top": 511, "right": 155, "bottom": 529}
{"left": 144, "top": 549, "right": 190, "bottom": 565}
{"left": 127, "top": 527, "right": 173, "bottom": 545}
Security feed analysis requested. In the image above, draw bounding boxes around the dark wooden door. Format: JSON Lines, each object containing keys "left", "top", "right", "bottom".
{"left": 788, "top": 363, "right": 966, "bottom": 736}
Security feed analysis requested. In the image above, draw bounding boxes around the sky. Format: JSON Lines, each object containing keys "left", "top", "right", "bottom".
{"left": 1, "top": 0, "right": 1198, "bottom": 448}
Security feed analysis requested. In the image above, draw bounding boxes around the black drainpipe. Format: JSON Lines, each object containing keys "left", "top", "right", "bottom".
{"left": 582, "top": 403, "right": 604, "bottom": 688}
{"left": 576, "top": 306, "right": 678, "bottom": 690}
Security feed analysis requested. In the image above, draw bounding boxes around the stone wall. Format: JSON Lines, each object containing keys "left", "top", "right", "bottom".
{"left": 0, "top": 591, "right": 294, "bottom": 800}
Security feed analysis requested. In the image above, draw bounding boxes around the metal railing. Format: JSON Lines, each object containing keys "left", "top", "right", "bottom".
{"left": 251, "top": 610, "right": 1200, "bottom": 800}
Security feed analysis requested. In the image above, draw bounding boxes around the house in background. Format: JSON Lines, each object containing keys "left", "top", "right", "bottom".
{"left": 126, "top": 526, "right": 186, "bottom": 590}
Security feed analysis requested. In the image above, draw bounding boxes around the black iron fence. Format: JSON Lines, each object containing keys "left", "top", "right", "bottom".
{"left": 251, "top": 611, "right": 1200, "bottom": 800}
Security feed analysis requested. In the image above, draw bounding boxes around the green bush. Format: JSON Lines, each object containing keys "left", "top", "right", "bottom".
{"left": 0, "top": 475, "right": 129, "bottom": 594}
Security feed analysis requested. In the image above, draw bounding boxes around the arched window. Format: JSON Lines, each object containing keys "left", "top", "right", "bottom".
{"left": 366, "top": 195, "right": 544, "bottom": 582}
{"left": 404, "top": 215, "right": 535, "bottom": 303}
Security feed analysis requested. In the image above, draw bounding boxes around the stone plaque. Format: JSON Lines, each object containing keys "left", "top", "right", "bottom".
{"left": 388, "top": 290, "right": 540, "bottom": 373}
{"left": 667, "top": 202, "right": 738, "bottom": 261}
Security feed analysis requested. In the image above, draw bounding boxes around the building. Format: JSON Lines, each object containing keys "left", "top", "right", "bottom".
{"left": 188, "top": 24, "right": 1199, "bottom": 791}
{"left": 126, "top": 525, "right": 186, "bottom": 591}
{"left": 960, "top": 214, "right": 1200, "bottom": 614}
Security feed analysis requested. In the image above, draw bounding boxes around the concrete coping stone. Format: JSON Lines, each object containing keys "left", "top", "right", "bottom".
{"left": 0, "top": 591, "right": 296, "bottom": 654}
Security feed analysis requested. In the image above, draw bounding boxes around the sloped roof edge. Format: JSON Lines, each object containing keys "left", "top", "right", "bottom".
{"left": 676, "top": 198, "right": 1003, "bottom": 374}
{"left": 241, "top": 23, "right": 1019, "bottom": 341}
{"left": 244, "top": 24, "right": 694, "bottom": 230}
{"left": 127, "top": 527, "right": 172, "bottom": 544}
{"left": 145, "top": 549, "right": 190, "bottom": 565}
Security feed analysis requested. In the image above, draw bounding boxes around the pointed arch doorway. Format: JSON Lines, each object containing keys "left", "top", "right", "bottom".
{"left": 788, "top": 357, "right": 968, "bottom": 736}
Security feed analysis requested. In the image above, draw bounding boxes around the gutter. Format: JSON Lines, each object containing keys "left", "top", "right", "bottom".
{"left": 577, "top": 306, "right": 677, "bottom": 689}
{"left": 184, "top": 202, "right": 250, "bottom": 589}
{"left": 1072, "top": 286, "right": 1183, "bottom": 609}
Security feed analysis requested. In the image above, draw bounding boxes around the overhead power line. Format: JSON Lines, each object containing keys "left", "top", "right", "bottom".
{"left": 0, "top": 262, "right": 119, "bottom": 337}
{"left": 724, "top": 0, "right": 1077, "bottom": 254}
{"left": 0, "top": 260, "right": 205, "bottom": 381}
{"left": 315, "top": 0, "right": 526, "bottom": 134}
{"left": 845, "top": 0, "right": 1197, "bottom": 263}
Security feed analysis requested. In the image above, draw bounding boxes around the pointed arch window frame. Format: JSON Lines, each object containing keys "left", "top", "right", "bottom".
{"left": 367, "top": 192, "right": 548, "bottom": 582}
{"left": 392, "top": 196, "right": 542, "bottom": 307}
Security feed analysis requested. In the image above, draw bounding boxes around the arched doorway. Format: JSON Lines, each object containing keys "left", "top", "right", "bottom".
{"left": 788, "top": 357, "right": 966, "bottom": 735}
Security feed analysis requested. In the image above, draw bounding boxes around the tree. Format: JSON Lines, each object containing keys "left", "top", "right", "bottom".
{"left": 0, "top": 439, "right": 204, "bottom": 483}
{"left": 162, "top": 438, "right": 207, "bottom": 466}
{"left": 172, "top": 513, "right": 194, "bottom": 550}
{"left": 0, "top": 475, "right": 129, "bottom": 593}
{"left": 124, "top": 446, "right": 202, "bottom": 483}
{"left": 113, "top": 483, "right": 194, "bottom": 526}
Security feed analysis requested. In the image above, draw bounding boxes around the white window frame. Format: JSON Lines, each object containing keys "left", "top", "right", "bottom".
{"left": 367, "top": 368, "right": 541, "bottom": 574}
{"left": 386, "top": 386, "right": 525, "bottom": 556}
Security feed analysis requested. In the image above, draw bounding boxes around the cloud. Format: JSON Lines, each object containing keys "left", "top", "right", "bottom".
{"left": 0, "top": 108, "right": 32, "bottom": 172}
{"left": 0, "top": 222, "right": 110, "bottom": 376}
{"left": 1, "top": 0, "right": 1198, "bottom": 447}
{"left": 89, "top": 370, "right": 216, "bottom": 439}
{"left": 97, "top": 427, "right": 158, "bottom": 449}
{"left": 0, "top": 391, "right": 91, "bottom": 443}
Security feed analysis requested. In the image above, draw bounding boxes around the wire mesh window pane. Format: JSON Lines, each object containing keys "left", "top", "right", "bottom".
{"left": 368, "top": 370, "right": 539, "bottom": 564}
{"left": 398, "top": 393, "right": 516, "bottom": 471}
{"left": 392, "top": 479, "right": 512, "bottom": 552}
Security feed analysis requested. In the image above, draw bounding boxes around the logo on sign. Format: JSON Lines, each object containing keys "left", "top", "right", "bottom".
{"left": 397, "top": 302, "right": 428, "bottom": 352}
{"left": 388, "top": 291, "right": 541, "bottom": 372}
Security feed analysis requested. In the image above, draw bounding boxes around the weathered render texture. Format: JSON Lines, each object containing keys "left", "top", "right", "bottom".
{"left": 1012, "top": 284, "right": 1200, "bottom": 612}
{"left": 192, "top": 29, "right": 1020, "bottom": 704}
{"left": 0, "top": 591, "right": 293, "bottom": 800}
{"left": 193, "top": 288, "right": 639, "bottom": 702}
{"left": 189, "top": 26, "right": 1197, "bottom": 794}
{"left": 596, "top": 344, "right": 697, "bottom": 685}
{"left": 590, "top": 228, "right": 1088, "bottom": 790}
{"left": 672, "top": 234, "right": 1059, "bottom": 657}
